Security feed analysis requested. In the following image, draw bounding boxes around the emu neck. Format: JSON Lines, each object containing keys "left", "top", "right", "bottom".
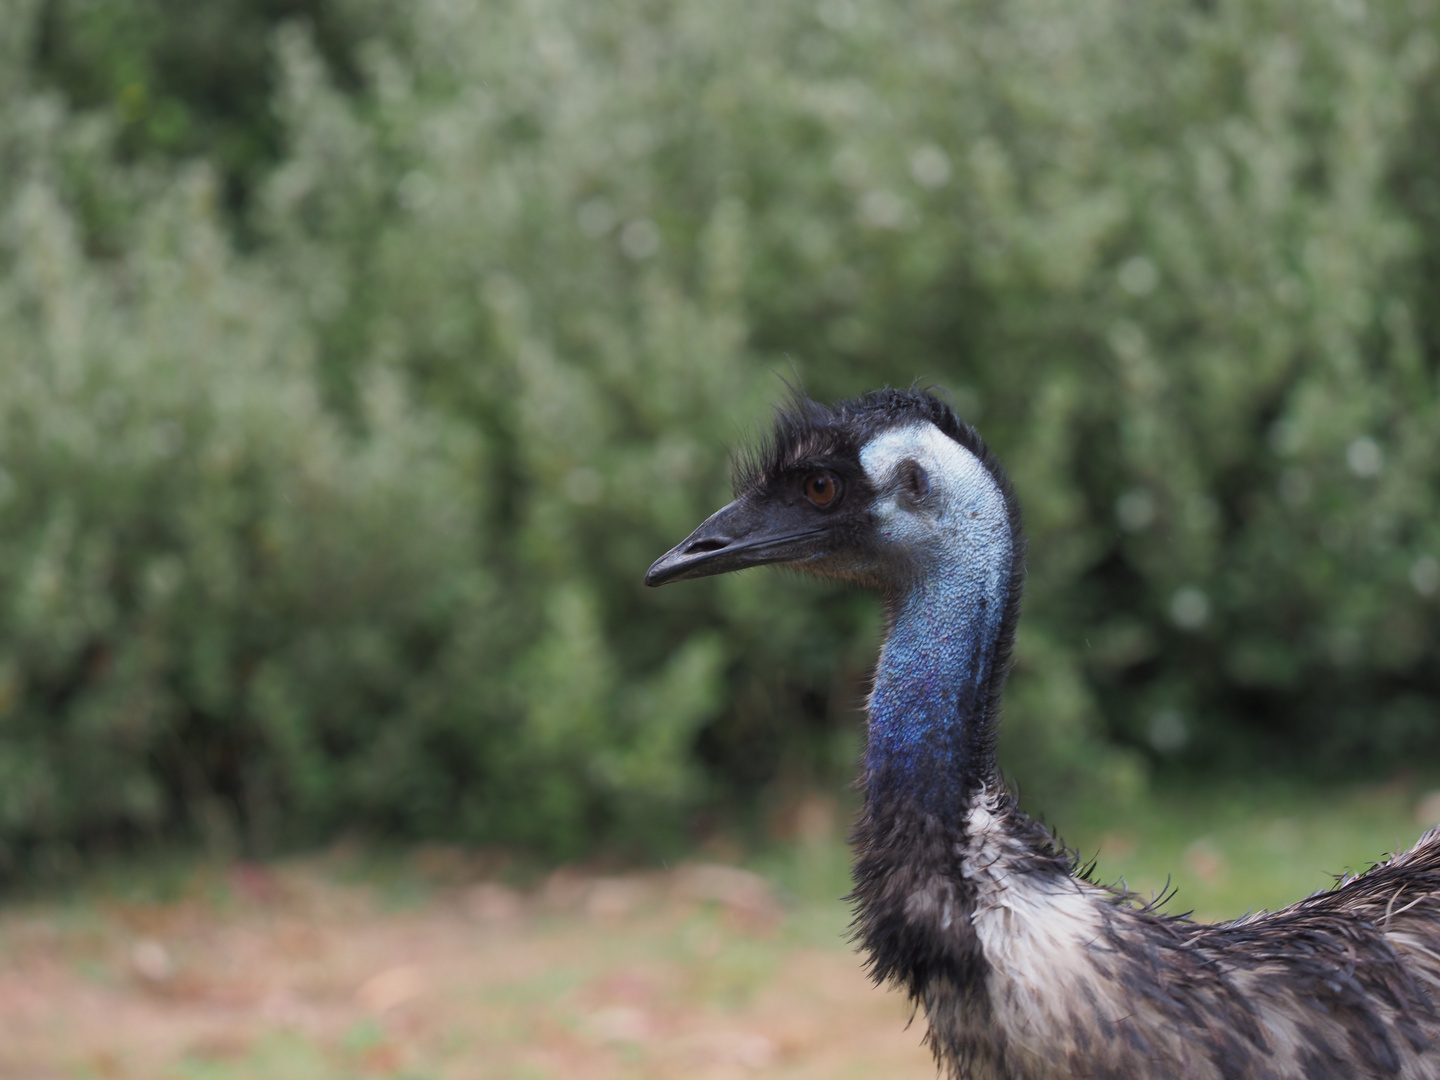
{"left": 865, "top": 552, "right": 1009, "bottom": 816}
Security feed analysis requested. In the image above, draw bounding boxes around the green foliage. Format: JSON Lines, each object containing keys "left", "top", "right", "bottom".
{"left": 28, "top": 0, "right": 406, "bottom": 217}
{"left": 2, "top": 0, "right": 1440, "bottom": 865}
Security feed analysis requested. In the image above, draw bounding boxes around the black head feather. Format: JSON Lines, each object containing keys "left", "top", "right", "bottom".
{"left": 735, "top": 386, "right": 999, "bottom": 497}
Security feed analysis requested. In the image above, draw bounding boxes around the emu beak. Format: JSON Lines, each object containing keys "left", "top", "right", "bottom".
{"left": 645, "top": 498, "right": 826, "bottom": 587}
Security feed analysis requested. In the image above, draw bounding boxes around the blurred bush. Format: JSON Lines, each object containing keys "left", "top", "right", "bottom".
{"left": 3, "top": 0, "right": 1439, "bottom": 867}
{"left": 28, "top": 0, "right": 409, "bottom": 219}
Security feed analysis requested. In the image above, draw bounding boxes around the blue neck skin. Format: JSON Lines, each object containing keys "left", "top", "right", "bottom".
{"left": 864, "top": 550, "right": 1010, "bottom": 814}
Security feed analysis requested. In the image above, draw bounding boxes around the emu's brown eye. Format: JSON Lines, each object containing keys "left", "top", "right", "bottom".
{"left": 804, "top": 471, "right": 841, "bottom": 507}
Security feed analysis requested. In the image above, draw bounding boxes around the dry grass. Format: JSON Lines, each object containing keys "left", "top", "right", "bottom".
{"left": 0, "top": 846, "right": 930, "bottom": 1080}
{"left": 2, "top": 778, "right": 1438, "bottom": 1079}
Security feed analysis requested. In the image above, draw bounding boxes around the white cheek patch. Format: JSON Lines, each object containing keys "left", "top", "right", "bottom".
{"left": 859, "top": 423, "right": 1010, "bottom": 561}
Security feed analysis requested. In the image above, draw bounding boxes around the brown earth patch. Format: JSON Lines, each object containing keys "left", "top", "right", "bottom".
{"left": 0, "top": 858, "right": 933, "bottom": 1080}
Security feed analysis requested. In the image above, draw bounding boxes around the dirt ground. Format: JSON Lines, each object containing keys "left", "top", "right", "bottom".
{"left": 0, "top": 852, "right": 934, "bottom": 1080}
{"left": 7, "top": 780, "right": 1426, "bottom": 1079}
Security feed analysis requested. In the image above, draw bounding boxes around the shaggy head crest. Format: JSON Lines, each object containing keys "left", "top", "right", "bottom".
{"left": 733, "top": 386, "right": 994, "bottom": 497}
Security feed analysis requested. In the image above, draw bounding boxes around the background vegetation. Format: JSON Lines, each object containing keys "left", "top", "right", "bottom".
{"left": 3, "top": 0, "right": 1439, "bottom": 872}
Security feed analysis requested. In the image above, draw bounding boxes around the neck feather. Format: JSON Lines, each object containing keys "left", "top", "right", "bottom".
{"left": 844, "top": 419, "right": 1043, "bottom": 1007}
{"left": 851, "top": 511, "right": 1022, "bottom": 1000}
{"left": 864, "top": 527, "right": 1013, "bottom": 813}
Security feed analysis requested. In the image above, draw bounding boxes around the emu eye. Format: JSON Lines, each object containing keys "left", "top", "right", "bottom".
{"left": 803, "top": 471, "right": 841, "bottom": 508}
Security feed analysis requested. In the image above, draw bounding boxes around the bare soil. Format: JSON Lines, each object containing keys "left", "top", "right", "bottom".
{"left": 0, "top": 853, "right": 934, "bottom": 1080}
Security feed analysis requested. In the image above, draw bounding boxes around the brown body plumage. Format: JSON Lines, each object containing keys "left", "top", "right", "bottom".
{"left": 857, "top": 783, "right": 1440, "bottom": 1079}
{"left": 648, "top": 388, "right": 1440, "bottom": 1079}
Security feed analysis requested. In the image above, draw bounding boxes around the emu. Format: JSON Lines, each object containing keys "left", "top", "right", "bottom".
{"left": 646, "top": 388, "right": 1440, "bottom": 1080}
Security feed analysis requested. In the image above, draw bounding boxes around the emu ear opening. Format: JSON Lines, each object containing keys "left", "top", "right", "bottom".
{"left": 902, "top": 461, "right": 931, "bottom": 505}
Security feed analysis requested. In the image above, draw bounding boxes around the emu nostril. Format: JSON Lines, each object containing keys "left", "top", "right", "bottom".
{"left": 685, "top": 537, "right": 729, "bottom": 555}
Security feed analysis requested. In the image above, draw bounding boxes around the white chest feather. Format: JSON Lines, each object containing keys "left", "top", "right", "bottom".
{"left": 960, "top": 797, "right": 1126, "bottom": 1043}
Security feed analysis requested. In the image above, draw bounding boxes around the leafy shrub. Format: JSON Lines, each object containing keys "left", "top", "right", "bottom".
{"left": 4, "top": 0, "right": 1440, "bottom": 866}
{"left": 28, "top": 0, "right": 409, "bottom": 217}
{"left": 0, "top": 63, "right": 728, "bottom": 865}
{"left": 259, "top": 0, "right": 1440, "bottom": 779}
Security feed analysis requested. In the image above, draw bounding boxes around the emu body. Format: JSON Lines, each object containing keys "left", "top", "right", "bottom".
{"left": 646, "top": 389, "right": 1440, "bottom": 1079}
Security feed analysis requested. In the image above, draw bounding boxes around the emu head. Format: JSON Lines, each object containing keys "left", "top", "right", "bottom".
{"left": 645, "top": 389, "right": 1019, "bottom": 598}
